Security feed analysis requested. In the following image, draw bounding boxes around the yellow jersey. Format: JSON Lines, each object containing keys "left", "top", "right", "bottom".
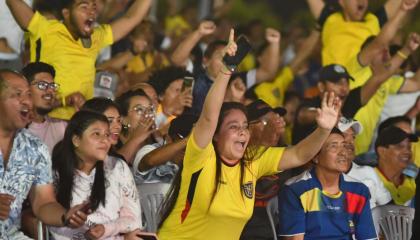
{"left": 126, "top": 52, "right": 169, "bottom": 74}
{"left": 158, "top": 130, "right": 284, "bottom": 239}
{"left": 254, "top": 66, "right": 294, "bottom": 107}
{"left": 322, "top": 12, "right": 381, "bottom": 66}
{"left": 27, "top": 12, "right": 113, "bottom": 120}
{"left": 375, "top": 167, "right": 416, "bottom": 206}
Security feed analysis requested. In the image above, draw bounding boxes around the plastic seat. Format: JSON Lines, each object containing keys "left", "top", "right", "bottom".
{"left": 266, "top": 196, "right": 279, "bottom": 240}
{"left": 137, "top": 182, "right": 171, "bottom": 232}
{"left": 372, "top": 204, "right": 415, "bottom": 240}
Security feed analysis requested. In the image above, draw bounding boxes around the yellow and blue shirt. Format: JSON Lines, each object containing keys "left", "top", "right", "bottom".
{"left": 375, "top": 167, "right": 416, "bottom": 206}
{"left": 278, "top": 169, "right": 377, "bottom": 239}
{"left": 158, "top": 130, "right": 285, "bottom": 239}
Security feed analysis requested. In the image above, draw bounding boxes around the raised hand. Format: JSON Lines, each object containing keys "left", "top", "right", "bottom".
{"left": 404, "top": 32, "right": 420, "bottom": 53}
{"left": 198, "top": 21, "right": 216, "bottom": 36}
{"left": 316, "top": 92, "right": 341, "bottom": 130}
{"left": 0, "top": 193, "right": 15, "bottom": 220}
{"left": 222, "top": 29, "right": 238, "bottom": 60}
{"left": 401, "top": 0, "right": 419, "bottom": 11}
{"left": 66, "top": 92, "right": 86, "bottom": 111}
{"left": 265, "top": 28, "right": 281, "bottom": 44}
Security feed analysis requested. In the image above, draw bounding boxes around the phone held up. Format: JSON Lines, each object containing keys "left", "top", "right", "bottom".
{"left": 222, "top": 35, "right": 252, "bottom": 72}
{"left": 182, "top": 76, "right": 194, "bottom": 92}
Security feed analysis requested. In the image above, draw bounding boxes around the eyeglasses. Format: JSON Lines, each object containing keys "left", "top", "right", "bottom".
{"left": 31, "top": 81, "right": 60, "bottom": 91}
{"left": 129, "top": 105, "right": 155, "bottom": 118}
{"left": 325, "top": 142, "right": 353, "bottom": 153}
{"left": 228, "top": 123, "right": 249, "bottom": 134}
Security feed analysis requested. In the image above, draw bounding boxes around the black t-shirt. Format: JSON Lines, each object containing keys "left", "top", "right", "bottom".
{"left": 412, "top": 174, "right": 420, "bottom": 239}
{"left": 292, "top": 87, "right": 362, "bottom": 144}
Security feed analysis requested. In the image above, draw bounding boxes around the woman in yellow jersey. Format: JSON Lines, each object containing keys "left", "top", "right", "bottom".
{"left": 157, "top": 30, "right": 341, "bottom": 240}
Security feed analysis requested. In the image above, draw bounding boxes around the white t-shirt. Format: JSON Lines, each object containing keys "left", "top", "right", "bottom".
{"left": 346, "top": 162, "right": 392, "bottom": 208}
{"left": 50, "top": 156, "right": 141, "bottom": 240}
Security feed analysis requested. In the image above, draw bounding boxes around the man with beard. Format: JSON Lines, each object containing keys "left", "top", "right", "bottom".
{"left": 0, "top": 69, "right": 87, "bottom": 239}
{"left": 6, "top": 0, "right": 152, "bottom": 120}
{"left": 23, "top": 62, "right": 67, "bottom": 153}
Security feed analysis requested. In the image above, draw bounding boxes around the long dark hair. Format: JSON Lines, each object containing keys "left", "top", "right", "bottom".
{"left": 52, "top": 110, "right": 109, "bottom": 211}
{"left": 159, "top": 102, "right": 258, "bottom": 228}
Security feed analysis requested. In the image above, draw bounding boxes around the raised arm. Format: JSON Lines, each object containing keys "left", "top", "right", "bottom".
{"left": 170, "top": 21, "right": 216, "bottom": 66}
{"left": 6, "top": 0, "right": 35, "bottom": 30}
{"left": 360, "top": 32, "right": 419, "bottom": 104}
{"left": 139, "top": 138, "right": 187, "bottom": 171}
{"left": 255, "top": 28, "right": 281, "bottom": 83}
{"left": 306, "top": 0, "right": 325, "bottom": 20}
{"left": 279, "top": 92, "right": 340, "bottom": 171}
{"left": 111, "top": 0, "right": 152, "bottom": 42}
{"left": 289, "top": 30, "right": 320, "bottom": 74}
{"left": 193, "top": 30, "right": 237, "bottom": 148}
{"left": 359, "top": 0, "right": 418, "bottom": 66}
{"left": 397, "top": 33, "right": 420, "bottom": 92}
{"left": 384, "top": 0, "right": 404, "bottom": 18}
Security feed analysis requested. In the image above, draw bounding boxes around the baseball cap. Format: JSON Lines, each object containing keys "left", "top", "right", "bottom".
{"left": 246, "top": 99, "right": 287, "bottom": 122}
{"left": 337, "top": 117, "right": 363, "bottom": 135}
{"left": 168, "top": 114, "right": 199, "bottom": 139}
{"left": 319, "top": 64, "right": 354, "bottom": 83}
{"left": 375, "top": 126, "right": 418, "bottom": 149}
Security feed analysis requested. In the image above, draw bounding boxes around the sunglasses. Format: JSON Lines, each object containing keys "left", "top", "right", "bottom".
{"left": 31, "top": 81, "right": 60, "bottom": 91}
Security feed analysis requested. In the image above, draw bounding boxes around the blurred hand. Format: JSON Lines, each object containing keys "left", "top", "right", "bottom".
{"left": 0, "top": 38, "right": 14, "bottom": 53}
{"left": 124, "top": 228, "right": 143, "bottom": 240}
{"left": 85, "top": 224, "right": 105, "bottom": 240}
{"left": 229, "top": 77, "right": 246, "bottom": 102}
{"left": 401, "top": 0, "right": 418, "bottom": 11}
{"left": 66, "top": 92, "right": 86, "bottom": 111}
{"left": 0, "top": 193, "right": 15, "bottom": 220}
{"left": 316, "top": 92, "right": 341, "bottom": 130}
{"left": 404, "top": 32, "right": 420, "bottom": 53}
{"left": 198, "top": 21, "right": 216, "bottom": 36}
{"left": 64, "top": 202, "right": 90, "bottom": 228}
{"left": 265, "top": 28, "right": 281, "bottom": 44}
{"left": 171, "top": 88, "right": 193, "bottom": 116}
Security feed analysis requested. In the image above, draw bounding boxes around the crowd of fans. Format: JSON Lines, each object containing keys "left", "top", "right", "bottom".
{"left": 0, "top": 0, "right": 420, "bottom": 239}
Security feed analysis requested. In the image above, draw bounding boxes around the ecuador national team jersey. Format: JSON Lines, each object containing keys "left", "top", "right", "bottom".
{"left": 158, "top": 130, "right": 285, "bottom": 239}
{"left": 27, "top": 12, "right": 113, "bottom": 120}
{"left": 278, "top": 169, "right": 377, "bottom": 240}
{"left": 254, "top": 66, "right": 294, "bottom": 107}
{"left": 320, "top": 7, "right": 386, "bottom": 66}
{"left": 374, "top": 168, "right": 416, "bottom": 206}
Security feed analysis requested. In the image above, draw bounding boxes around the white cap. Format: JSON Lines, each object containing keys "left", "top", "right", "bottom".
{"left": 337, "top": 117, "right": 363, "bottom": 135}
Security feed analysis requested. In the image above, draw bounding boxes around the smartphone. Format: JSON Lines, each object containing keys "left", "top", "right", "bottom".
{"left": 222, "top": 35, "right": 252, "bottom": 72}
{"left": 182, "top": 76, "right": 194, "bottom": 92}
{"left": 136, "top": 232, "right": 159, "bottom": 240}
{"left": 80, "top": 202, "right": 91, "bottom": 214}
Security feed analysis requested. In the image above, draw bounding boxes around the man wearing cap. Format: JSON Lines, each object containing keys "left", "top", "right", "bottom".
{"left": 374, "top": 126, "right": 417, "bottom": 206}
{"left": 293, "top": 63, "right": 395, "bottom": 144}
{"left": 338, "top": 117, "right": 392, "bottom": 209}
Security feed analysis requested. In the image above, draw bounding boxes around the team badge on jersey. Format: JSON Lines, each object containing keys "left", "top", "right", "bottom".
{"left": 242, "top": 182, "right": 254, "bottom": 199}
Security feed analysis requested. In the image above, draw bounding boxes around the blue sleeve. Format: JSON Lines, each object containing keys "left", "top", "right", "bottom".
{"left": 354, "top": 189, "right": 378, "bottom": 240}
{"left": 34, "top": 143, "right": 53, "bottom": 185}
{"left": 278, "top": 185, "right": 306, "bottom": 236}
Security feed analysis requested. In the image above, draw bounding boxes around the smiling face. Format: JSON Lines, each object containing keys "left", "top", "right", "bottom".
{"left": 63, "top": 0, "right": 97, "bottom": 39}
{"left": 29, "top": 72, "right": 57, "bottom": 115}
{"left": 0, "top": 72, "right": 33, "bottom": 131}
{"left": 214, "top": 109, "right": 250, "bottom": 164}
{"left": 316, "top": 133, "right": 350, "bottom": 174}
{"left": 339, "top": 0, "right": 368, "bottom": 21}
{"left": 378, "top": 139, "right": 412, "bottom": 172}
{"left": 103, "top": 106, "right": 122, "bottom": 145}
{"left": 73, "top": 120, "right": 111, "bottom": 163}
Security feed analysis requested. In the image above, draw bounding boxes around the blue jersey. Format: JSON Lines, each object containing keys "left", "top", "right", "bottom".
{"left": 278, "top": 169, "right": 377, "bottom": 240}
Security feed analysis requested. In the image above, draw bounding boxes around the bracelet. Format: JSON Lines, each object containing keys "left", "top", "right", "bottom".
{"left": 397, "top": 51, "right": 408, "bottom": 60}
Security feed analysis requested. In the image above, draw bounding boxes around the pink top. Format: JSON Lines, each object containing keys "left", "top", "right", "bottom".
{"left": 49, "top": 156, "right": 142, "bottom": 239}
{"left": 27, "top": 117, "right": 67, "bottom": 154}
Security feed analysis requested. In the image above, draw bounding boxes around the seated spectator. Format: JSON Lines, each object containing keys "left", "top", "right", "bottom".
{"left": 158, "top": 30, "right": 340, "bottom": 239}
{"left": 338, "top": 117, "right": 392, "bottom": 208}
{"left": 148, "top": 66, "right": 193, "bottom": 130}
{"left": 23, "top": 62, "right": 67, "bottom": 153}
{"left": 50, "top": 110, "right": 141, "bottom": 239}
{"left": 132, "top": 114, "right": 198, "bottom": 185}
{"left": 278, "top": 128, "right": 377, "bottom": 240}
{"left": 0, "top": 69, "right": 86, "bottom": 239}
{"left": 115, "top": 89, "right": 156, "bottom": 164}
{"left": 374, "top": 126, "right": 417, "bottom": 206}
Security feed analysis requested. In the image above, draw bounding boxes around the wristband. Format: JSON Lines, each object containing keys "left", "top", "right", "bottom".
{"left": 397, "top": 51, "right": 408, "bottom": 60}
